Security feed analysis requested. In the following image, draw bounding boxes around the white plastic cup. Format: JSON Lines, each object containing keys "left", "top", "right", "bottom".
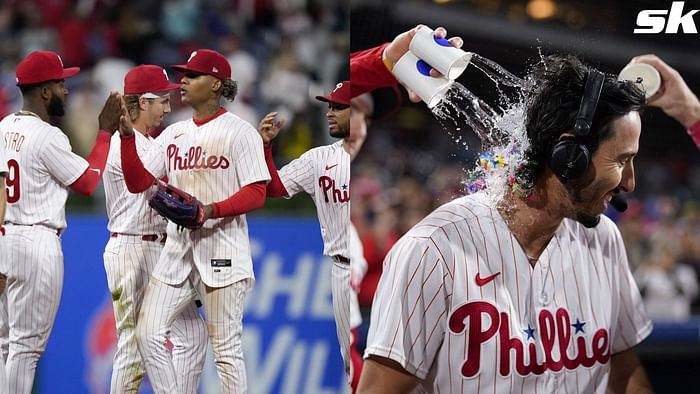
{"left": 409, "top": 25, "right": 472, "bottom": 80}
{"left": 392, "top": 51, "right": 453, "bottom": 108}
{"left": 617, "top": 63, "right": 661, "bottom": 98}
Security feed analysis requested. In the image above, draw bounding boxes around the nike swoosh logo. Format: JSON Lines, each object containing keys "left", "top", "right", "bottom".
{"left": 475, "top": 272, "right": 500, "bottom": 286}
{"left": 325, "top": 164, "right": 338, "bottom": 171}
{"left": 89, "top": 168, "right": 101, "bottom": 176}
{"left": 174, "top": 133, "right": 184, "bottom": 139}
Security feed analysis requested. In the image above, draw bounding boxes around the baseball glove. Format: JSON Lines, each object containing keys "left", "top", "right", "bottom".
{"left": 148, "top": 180, "right": 206, "bottom": 230}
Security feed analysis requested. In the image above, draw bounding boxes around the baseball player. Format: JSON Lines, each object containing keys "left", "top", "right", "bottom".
{"left": 117, "top": 49, "right": 270, "bottom": 393}
{"left": 103, "top": 65, "right": 208, "bottom": 393}
{"left": 0, "top": 50, "right": 122, "bottom": 394}
{"left": 0, "top": 127, "right": 8, "bottom": 391}
{"left": 258, "top": 81, "right": 362, "bottom": 386}
{"left": 348, "top": 222, "right": 366, "bottom": 392}
{"left": 358, "top": 55, "right": 653, "bottom": 393}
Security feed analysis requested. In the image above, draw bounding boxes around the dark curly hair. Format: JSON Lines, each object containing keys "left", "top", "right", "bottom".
{"left": 516, "top": 55, "right": 645, "bottom": 188}
{"left": 220, "top": 79, "right": 238, "bottom": 102}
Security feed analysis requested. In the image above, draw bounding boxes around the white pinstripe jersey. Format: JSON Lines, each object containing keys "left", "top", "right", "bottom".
{"left": 366, "top": 192, "right": 652, "bottom": 394}
{"left": 139, "top": 110, "right": 270, "bottom": 287}
{"left": 0, "top": 128, "right": 7, "bottom": 175}
{"left": 104, "top": 131, "right": 166, "bottom": 234}
{"left": 1, "top": 114, "right": 88, "bottom": 229}
{"left": 279, "top": 140, "right": 350, "bottom": 257}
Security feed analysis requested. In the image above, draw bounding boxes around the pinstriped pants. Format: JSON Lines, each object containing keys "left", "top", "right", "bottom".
{"left": 331, "top": 260, "right": 353, "bottom": 387}
{"left": 136, "top": 271, "right": 252, "bottom": 394}
{"left": 104, "top": 236, "right": 208, "bottom": 393}
{"left": 0, "top": 225, "right": 62, "bottom": 394}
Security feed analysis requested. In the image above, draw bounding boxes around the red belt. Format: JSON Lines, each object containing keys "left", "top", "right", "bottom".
{"left": 111, "top": 233, "right": 167, "bottom": 243}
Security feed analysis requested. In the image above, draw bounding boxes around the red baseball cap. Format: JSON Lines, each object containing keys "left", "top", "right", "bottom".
{"left": 316, "top": 81, "right": 350, "bottom": 106}
{"left": 16, "top": 51, "right": 80, "bottom": 86}
{"left": 171, "top": 49, "right": 231, "bottom": 80}
{"left": 124, "top": 65, "right": 180, "bottom": 95}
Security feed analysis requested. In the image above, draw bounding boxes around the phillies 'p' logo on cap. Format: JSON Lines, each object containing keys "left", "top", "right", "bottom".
{"left": 315, "top": 80, "right": 351, "bottom": 106}
{"left": 15, "top": 51, "right": 81, "bottom": 86}
{"left": 124, "top": 65, "right": 181, "bottom": 95}
{"left": 171, "top": 49, "right": 232, "bottom": 80}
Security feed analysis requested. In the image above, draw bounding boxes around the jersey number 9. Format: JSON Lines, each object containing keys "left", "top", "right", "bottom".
{"left": 6, "top": 159, "right": 20, "bottom": 203}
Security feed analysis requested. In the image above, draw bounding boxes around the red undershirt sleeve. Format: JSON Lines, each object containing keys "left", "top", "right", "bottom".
{"left": 211, "top": 181, "right": 267, "bottom": 218}
{"left": 688, "top": 120, "right": 700, "bottom": 150}
{"left": 264, "top": 144, "right": 289, "bottom": 198}
{"left": 120, "top": 134, "right": 156, "bottom": 193}
{"left": 350, "top": 43, "right": 398, "bottom": 98}
{"left": 69, "top": 130, "right": 112, "bottom": 196}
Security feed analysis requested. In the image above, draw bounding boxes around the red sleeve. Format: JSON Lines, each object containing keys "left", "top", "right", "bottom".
{"left": 211, "top": 181, "right": 266, "bottom": 218}
{"left": 264, "top": 144, "right": 289, "bottom": 198}
{"left": 350, "top": 43, "right": 398, "bottom": 98}
{"left": 69, "top": 130, "right": 112, "bottom": 196}
{"left": 120, "top": 134, "right": 156, "bottom": 193}
{"left": 688, "top": 120, "right": 700, "bottom": 150}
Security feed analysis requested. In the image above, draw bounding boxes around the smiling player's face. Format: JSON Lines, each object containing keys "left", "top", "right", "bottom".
{"left": 556, "top": 112, "right": 641, "bottom": 228}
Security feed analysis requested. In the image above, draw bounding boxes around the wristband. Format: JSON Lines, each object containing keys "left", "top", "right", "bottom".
{"left": 382, "top": 48, "right": 394, "bottom": 73}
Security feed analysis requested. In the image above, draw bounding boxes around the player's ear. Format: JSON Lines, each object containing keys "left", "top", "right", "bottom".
{"left": 211, "top": 78, "right": 222, "bottom": 93}
{"left": 139, "top": 96, "right": 149, "bottom": 111}
{"left": 39, "top": 83, "right": 52, "bottom": 101}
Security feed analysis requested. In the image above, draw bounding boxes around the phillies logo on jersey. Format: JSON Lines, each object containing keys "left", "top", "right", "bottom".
{"left": 167, "top": 144, "right": 230, "bottom": 171}
{"left": 319, "top": 175, "right": 349, "bottom": 203}
{"left": 448, "top": 301, "right": 610, "bottom": 378}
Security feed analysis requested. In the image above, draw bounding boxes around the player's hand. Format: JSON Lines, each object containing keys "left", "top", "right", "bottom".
{"left": 202, "top": 205, "right": 213, "bottom": 223}
{"left": 257, "top": 112, "right": 286, "bottom": 145}
{"left": 350, "top": 267, "right": 363, "bottom": 293}
{"left": 98, "top": 92, "right": 123, "bottom": 133}
{"left": 630, "top": 54, "right": 700, "bottom": 128}
{"left": 385, "top": 25, "right": 463, "bottom": 103}
{"left": 118, "top": 95, "right": 135, "bottom": 137}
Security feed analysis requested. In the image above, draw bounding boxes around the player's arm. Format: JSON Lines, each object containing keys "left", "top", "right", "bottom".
{"left": 607, "top": 348, "right": 653, "bottom": 394}
{"left": 207, "top": 181, "right": 267, "bottom": 219}
{"left": 203, "top": 121, "right": 273, "bottom": 219}
{"left": 357, "top": 356, "right": 420, "bottom": 393}
{"left": 606, "top": 223, "right": 654, "bottom": 393}
{"left": 629, "top": 55, "right": 700, "bottom": 149}
{"left": 352, "top": 26, "right": 463, "bottom": 101}
{"left": 258, "top": 112, "right": 289, "bottom": 197}
{"left": 117, "top": 98, "right": 157, "bottom": 192}
{"left": 350, "top": 43, "right": 397, "bottom": 98}
{"left": 361, "top": 235, "right": 449, "bottom": 392}
{"left": 69, "top": 92, "right": 122, "bottom": 195}
{"left": 262, "top": 145, "right": 288, "bottom": 197}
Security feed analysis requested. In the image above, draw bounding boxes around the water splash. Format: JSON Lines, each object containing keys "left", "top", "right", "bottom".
{"left": 470, "top": 54, "right": 525, "bottom": 89}
{"left": 429, "top": 53, "right": 533, "bottom": 207}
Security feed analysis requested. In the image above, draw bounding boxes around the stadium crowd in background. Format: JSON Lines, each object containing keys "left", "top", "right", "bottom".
{"left": 0, "top": 0, "right": 349, "bottom": 214}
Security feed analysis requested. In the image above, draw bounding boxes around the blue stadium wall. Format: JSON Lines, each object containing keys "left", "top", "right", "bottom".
{"left": 36, "top": 215, "right": 346, "bottom": 394}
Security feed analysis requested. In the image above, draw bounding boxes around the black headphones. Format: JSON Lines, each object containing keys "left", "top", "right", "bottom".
{"left": 548, "top": 69, "right": 605, "bottom": 183}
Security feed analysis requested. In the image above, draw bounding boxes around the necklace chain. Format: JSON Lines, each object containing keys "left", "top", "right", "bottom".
{"left": 16, "top": 110, "right": 40, "bottom": 118}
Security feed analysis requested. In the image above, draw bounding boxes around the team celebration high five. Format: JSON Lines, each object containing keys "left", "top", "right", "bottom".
{"left": 0, "top": 47, "right": 356, "bottom": 393}
{"left": 0, "top": 51, "right": 122, "bottom": 394}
